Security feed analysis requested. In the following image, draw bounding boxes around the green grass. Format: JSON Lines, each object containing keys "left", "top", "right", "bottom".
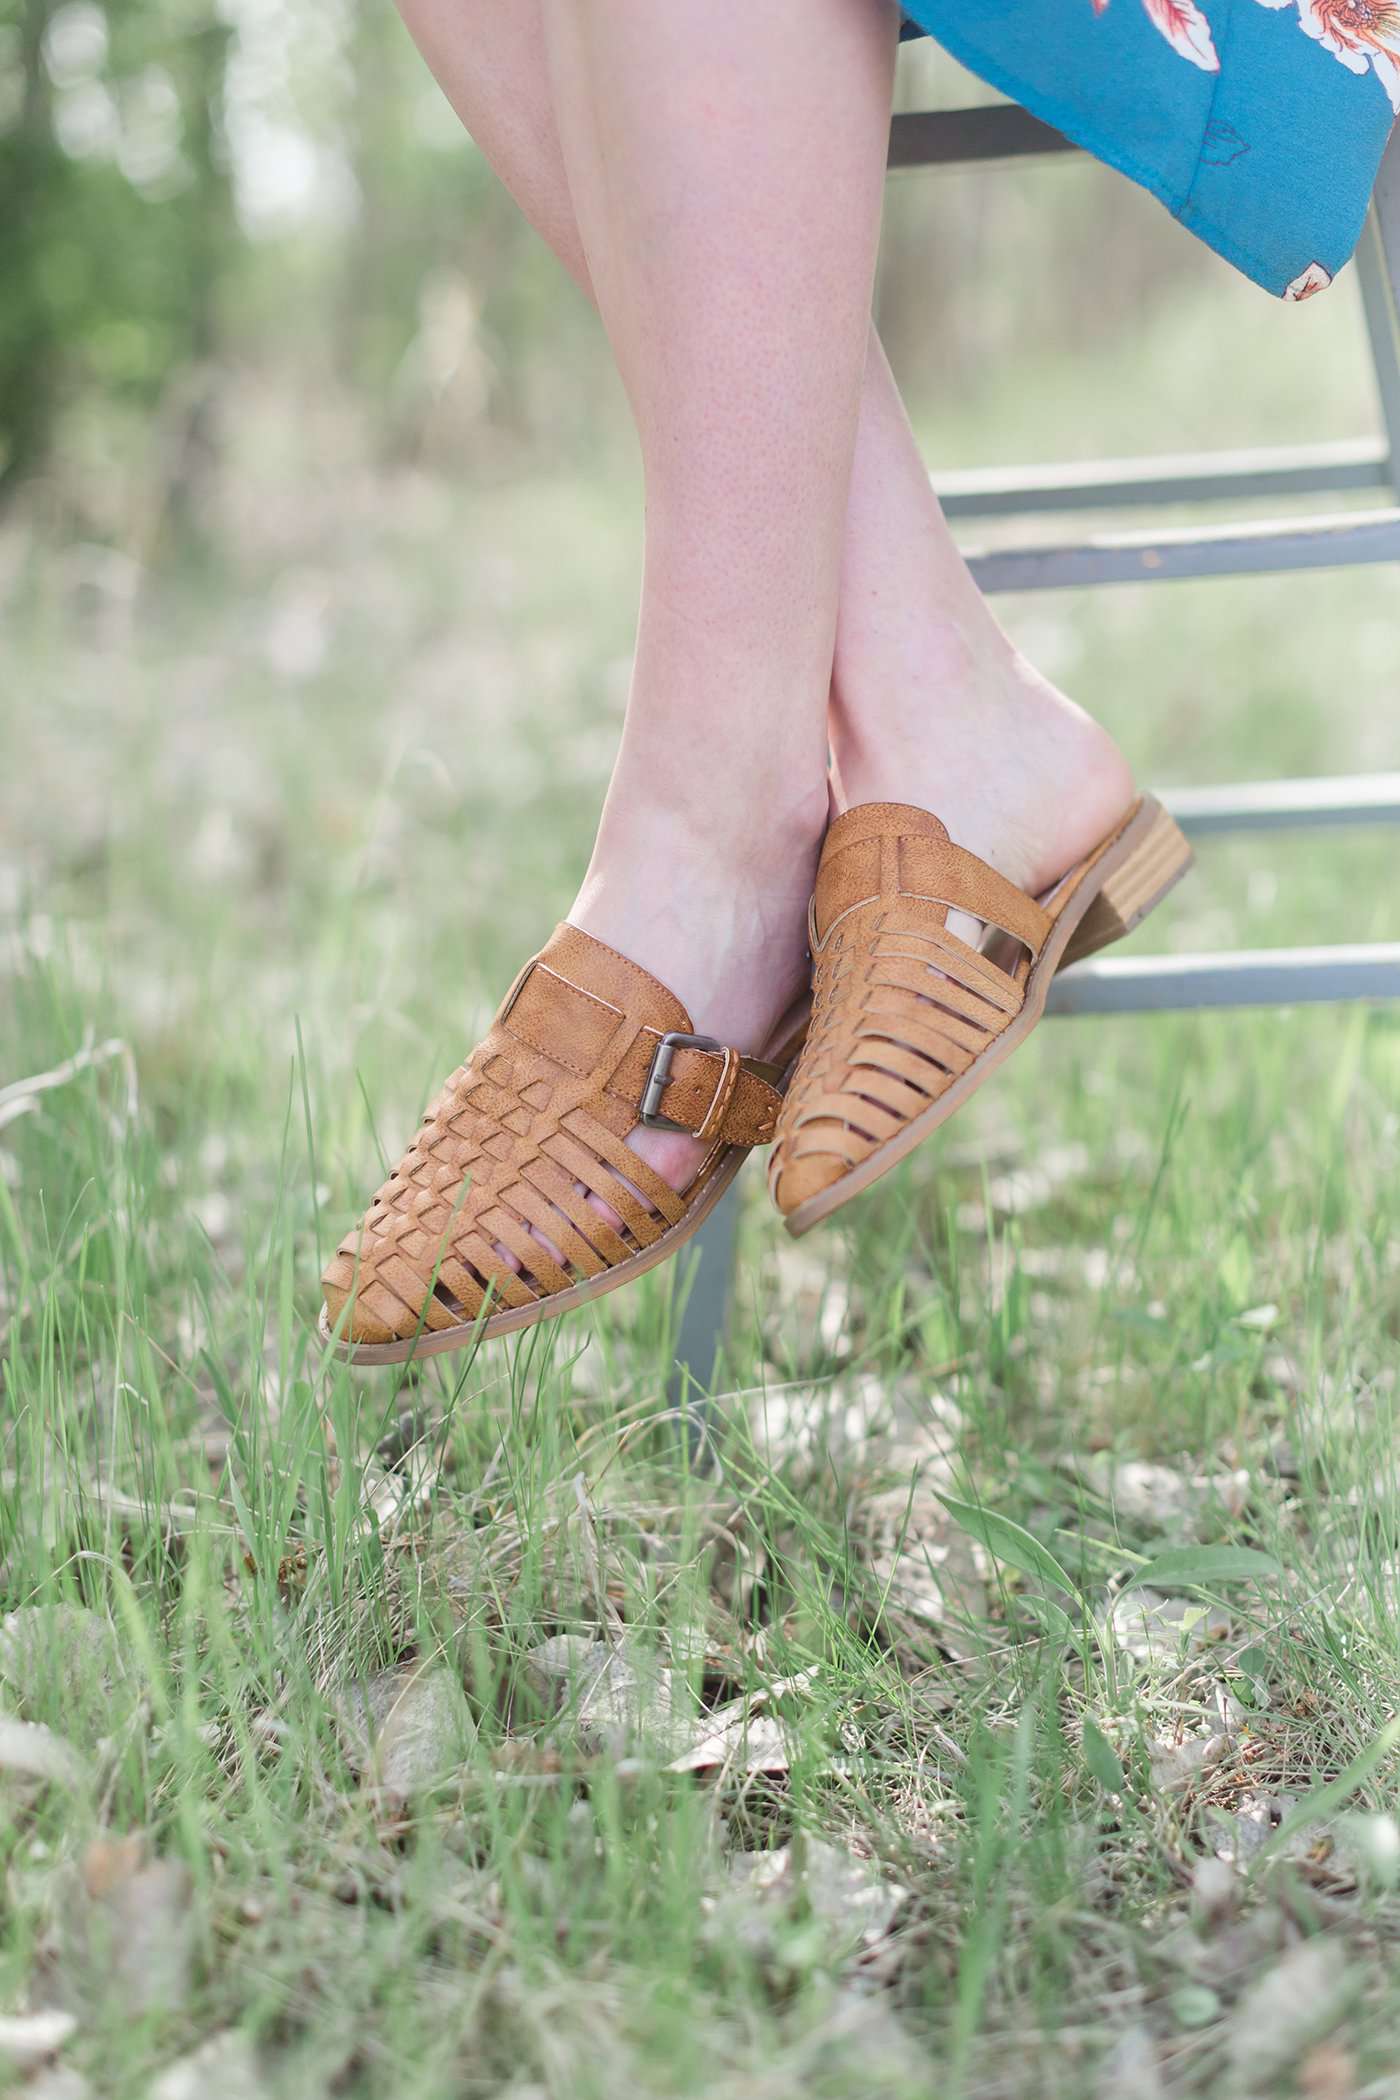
{"left": 3, "top": 266, "right": 1400, "bottom": 2098}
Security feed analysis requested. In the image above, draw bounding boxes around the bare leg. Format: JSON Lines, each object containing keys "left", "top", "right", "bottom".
{"left": 400, "top": 0, "right": 1132, "bottom": 895}
{"left": 828, "top": 333, "right": 1132, "bottom": 891}
{"left": 397, "top": 2, "right": 1133, "bottom": 1113}
{"left": 401, "top": 0, "right": 897, "bottom": 1220}
{"left": 539, "top": 0, "right": 897, "bottom": 946}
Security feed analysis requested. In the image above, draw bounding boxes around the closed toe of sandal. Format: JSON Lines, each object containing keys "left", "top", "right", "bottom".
{"left": 321, "top": 923, "right": 804, "bottom": 1364}
{"left": 768, "top": 795, "right": 1192, "bottom": 1238}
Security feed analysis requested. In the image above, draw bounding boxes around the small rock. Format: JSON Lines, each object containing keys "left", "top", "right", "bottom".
{"left": 1096, "top": 2025, "right": 1166, "bottom": 2100}
{"left": 0, "top": 1607, "right": 134, "bottom": 1743}
{"left": 368, "top": 1666, "right": 475, "bottom": 1799}
{"left": 0, "top": 2009, "right": 78, "bottom": 2073}
{"left": 1225, "top": 1940, "right": 1354, "bottom": 2089}
{"left": 27, "top": 2071, "right": 92, "bottom": 2100}
{"left": 149, "top": 2031, "right": 263, "bottom": 2100}
{"left": 1191, "top": 1855, "right": 1239, "bottom": 1928}
{"left": 53, "top": 1834, "right": 194, "bottom": 2015}
{"left": 0, "top": 1715, "right": 86, "bottom": 1789}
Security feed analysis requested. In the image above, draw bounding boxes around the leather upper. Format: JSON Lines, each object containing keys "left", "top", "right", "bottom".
{"left": 769, "top": 804, "right": 1049, "bottom": 1219}
{"left": 323, "top": 923, "right": 787, "bottom": 1345}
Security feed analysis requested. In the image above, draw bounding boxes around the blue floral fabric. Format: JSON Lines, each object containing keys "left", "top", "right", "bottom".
{"left": 900, "top": 0, "right": 1398, "bottom": 298}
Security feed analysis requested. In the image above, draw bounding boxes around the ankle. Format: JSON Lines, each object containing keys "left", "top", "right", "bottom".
{"left": 593, "top": 770, "right": 830, "bottom": 880}
{"left": 830, "top": 653, "right": 1135, "bottom": 896}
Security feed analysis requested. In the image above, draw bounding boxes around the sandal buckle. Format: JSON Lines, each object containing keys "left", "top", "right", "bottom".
{"left": 640, "top": 1030, "right": 731, "bottom": 1134}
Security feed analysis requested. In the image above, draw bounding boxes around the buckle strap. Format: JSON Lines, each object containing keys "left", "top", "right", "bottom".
{"left": 633, "top": 1031, "right": 784, "bottom": 1148}
{"left": 496, "top": 953, "right": 785, "bottom": 1148}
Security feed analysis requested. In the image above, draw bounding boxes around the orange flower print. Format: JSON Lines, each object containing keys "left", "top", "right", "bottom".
{"left": 1284, "top": 261, "right": 1335, "bottom": 299}
{"left": 1256, "top": 0, "right": 1400, "bottom": 111}
{"left": 1093, "top": 0, "right": 1222, "bottom": 68}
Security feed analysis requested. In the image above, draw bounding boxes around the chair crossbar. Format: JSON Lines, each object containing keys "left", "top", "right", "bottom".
{"left": 889, "top": 105, "right": 1072, "bottom": 169}
{"left": 1358, "top": 219, "right": 1400, "bottom": 500}
{"left": 967, "top": 507, "right": 1400, "bottom": 593}
{"left": 1162, "top": 775, "right": 1400, "bottom": 833}
{"left": 937, "top": 439, "right": 1391, "bottom": 518}
{"left": 1047, "top": 945, "right": 1400, "bottom": 1014}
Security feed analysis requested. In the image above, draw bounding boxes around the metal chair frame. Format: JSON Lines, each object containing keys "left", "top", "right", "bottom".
{"left": 670, "top": 110, "right": 1400, "bottom": 1393}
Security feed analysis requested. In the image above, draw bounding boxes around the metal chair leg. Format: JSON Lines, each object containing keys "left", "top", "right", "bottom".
{"left": 1357, "top": 213, "right": 1400, "bottom": 504}
{"left": 666, "top": 1178, "right": 742, "bottom": 1456}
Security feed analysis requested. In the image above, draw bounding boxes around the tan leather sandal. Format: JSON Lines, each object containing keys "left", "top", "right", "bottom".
{"left": 320, "top": 924, "right": 808, "bottom": 1364}
{"left": 768, "top": 795, "right": 1192, "bottom": 1237}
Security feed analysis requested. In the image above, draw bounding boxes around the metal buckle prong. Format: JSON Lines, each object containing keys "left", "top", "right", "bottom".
{"left": 640, "top": 1030, "right": 731, "bottom": 1133}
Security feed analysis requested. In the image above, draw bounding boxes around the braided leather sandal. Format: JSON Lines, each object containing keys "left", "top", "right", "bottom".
{"left": 320, "top": 924, "right": 808, "bottom": 1364}
{"left": 768, "top": 795, "right": 1192, "bottom": 1237}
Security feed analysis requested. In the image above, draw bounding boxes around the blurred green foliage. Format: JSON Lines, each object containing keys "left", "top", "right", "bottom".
{"left": 0, "top": 1, "right": 1369, "bottom": 545}
{"left": 0, "top": 0, "right": 233, "bottom": 492}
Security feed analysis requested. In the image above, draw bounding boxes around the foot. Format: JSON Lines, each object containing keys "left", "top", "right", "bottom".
{"left": 477, "top": 790, "right": 824, "bottom": 1283}
{"left": 570, "top": 794, "right": 824, "bottom": 1195}
{"left": 830, "top": 642, "right": 1136, "bottom": 928}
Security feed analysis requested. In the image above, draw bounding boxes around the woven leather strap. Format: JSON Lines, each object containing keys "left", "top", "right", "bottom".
{"left": 323, "top": 923, "right": 786, "bottom": 1345}
{"left": 772, "top": 804, "right": 1039, "bottom": 1219}
{"left": 811, "top": 803, "right": 1051, "bottom": 956}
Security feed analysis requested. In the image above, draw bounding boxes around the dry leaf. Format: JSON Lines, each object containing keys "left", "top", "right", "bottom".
{"left": 1083, "top": 1457, "right": 1250, "bottom": 1534}
{"left": 668, "top": 1704, "right": 791, "bottom": 1778}
{"left": 1149, "top": 1733, "right": 1227, "bottom": 1793}
{"left": 1298, "top": 2041, "right": 1357, "bottom": 2100}
{"left": 524, "top": 1638, "right": 676, "bottom": 1759}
